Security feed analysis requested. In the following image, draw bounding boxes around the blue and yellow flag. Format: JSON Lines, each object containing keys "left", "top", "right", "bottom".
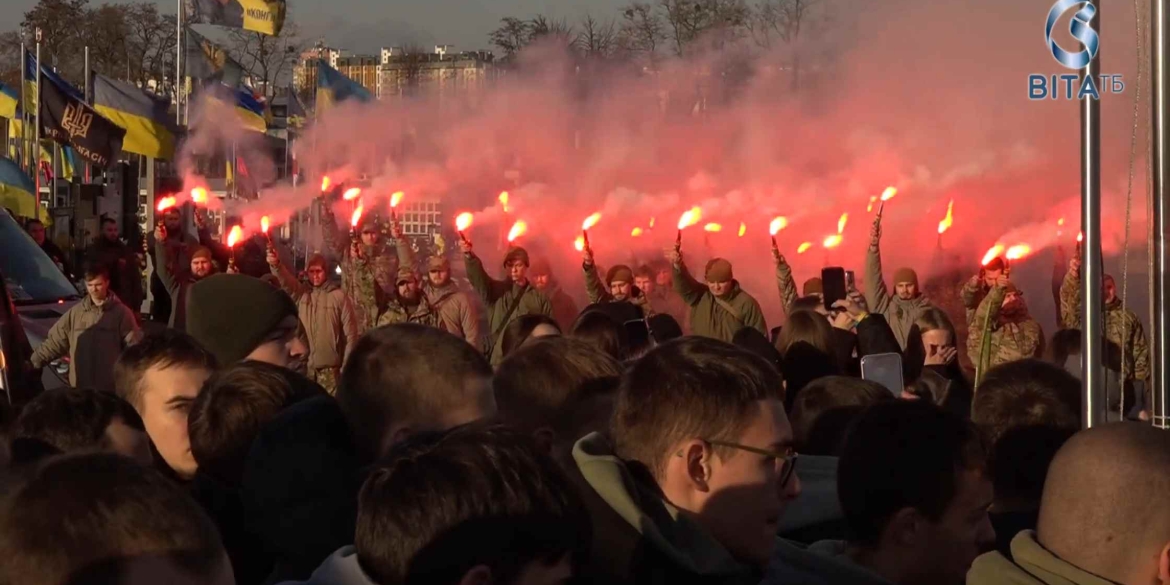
{"left": 185, "top": 0, "right": 286, "bottom": 36}
{"left": 316, "top": 60, "right": 372, "bottom": 113}
{"left": 0, "top": 83, "right": 17, "bottom": 119}
{"left": 286, "top": 87, "right": 307, "bottom": 128}
{"left": 93, "top": 74, "right": 177, "bottom": 159}
{"left": 235, "top": 89, "right": 267, "bottom": 133}
{"left": 0, "top": 155, "right": 39, "bottom": 219}
{"left": 24, "top": 51, "right": 85, "bottom": 111}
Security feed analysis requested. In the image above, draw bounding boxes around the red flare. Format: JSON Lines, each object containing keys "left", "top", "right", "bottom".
{"left": 867, "top": 196, "right": 877, "bottom": 213}
{"left": 351, "top": 204, "right": 364, "bottom": 228}
{"left": 880, "top": 186, "right": 898, "bottom": 202}
{"left": 390, "top": 191, "right": 405, "bottom": 208}
{"left": 260, "top": 216, "right": 271, "bottom": 234}
{"left": 797, "top": 242, "right": 813, "bottom": 254}
{"left": 1005, "top": 244, "right": 1032, "bottom": 261}
{"left": 738, "top": 222, "right": 747, "bottom": 237}
{"left": 1077, "top": 232, "right": 1084, "bottom": 243}
{"left": 982, "top": 244, "right": 1005, "bottom": 266}
{"left": 190, "top": 187, "right": 208, "bottom": 205}
{"left": 455, "top": 212, "right": 474, "bottom": 232}
{"left": 837, "top": 213, "right": 849, "bottom": 234}
{"left": 498, "top": 191, "right": 510, "bottom": 212}
{"left": 704, "top": 223, "right": 723, "bottom": 233}
{"left": 823, "top": 234, "right": 843, "bottom": 249}
{"left": 677, "top": 207, "right": 702, "bottom": 230}
{"left": 342, "top": 187, "right": 362, "bottom": 201}
{"left": 631, "top": 227, "right": 644, "bottom": 237}
{"left": 1057, "top": 217, "right": 1066, "bottom": 226}
{"left": 507, "top": 220, "right": 528, "bottom": 242}
{"left": 769, "top": 216, "right": 789, "bottom": 236}
{"left": 574, "top": 235, "right": 586, "bottom": 251}
{"left": 227, "top": 225, "right": 243, "bottom": 248}
{"left": 937, "top": 200, "right": 954, "bottom": 235}
{"left": 582, "top": 212, "right": 602, "bottom": 231}
{"left": 156, "top": 196, "right": 177, "bottom": 213}
{"left": 320, "top": 176, "right": 331, "bottom": 192}
{"left": 649, "top": 217, "right": 656, "bottom": 229}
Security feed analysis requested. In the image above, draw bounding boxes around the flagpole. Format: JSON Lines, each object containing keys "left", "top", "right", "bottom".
{"left": 176, "top": 0, "right": 183, "bottom": 126}
{"left": 34, "top": 30, "right": 41, "bottom": 223}
{"left": 84, "top": 45, "right": 91, "bottom": 183}
{"left": 19, "top": 40, "right": 26, "bottom": 175}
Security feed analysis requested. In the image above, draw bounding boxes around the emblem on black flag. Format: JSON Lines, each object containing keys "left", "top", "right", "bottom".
{"left": 61, "top": 103, "right": 93, "bottom": 139}
{"left": 40, "top": 73, "right": 125, "bottom": 167}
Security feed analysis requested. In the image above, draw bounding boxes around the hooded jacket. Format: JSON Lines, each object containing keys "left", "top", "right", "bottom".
{"left": 571, "top": 433, "right": 762, "bottom": 585}
{"left": 968, "top": 285, "right": 1044, "bottom": 372}
{"left": 30, "top": 292, "right": 141, "bottom": 389}
{"left": 765, "top": 539, "right": 897, "bottom": 585}
{"left": 272, "top": 263, "right": 359, "bottom": 370}
{"left": 1059, "top": 269, "right": 1150, "bottom": 382}
{"left": 426, "top": 281, "right": 485, "bottom": 351}
{"left": 673, "top": 261, "right": 767, "bottom": 342}
{"left": 277, "top": 546, "right": 377, "bottom": 585}
{"left": 967, "top": 531, "right": 1115, "bottom": 585}
{"left": 865, "top": 244, "right": 933, "bottom": 350}
{"left": 464, "top": 252, "right": 552, "bottom": 365}
{"left": 86, "top": 237, "right": 143, "bottom": 315}
{"left": 320, "top": 205, "right": 396, "bottom": 333}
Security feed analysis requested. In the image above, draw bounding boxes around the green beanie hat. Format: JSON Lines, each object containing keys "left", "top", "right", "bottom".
{"left": 186, "top": 274, "right": 299, "bottom": 366}
{"left": 503, "top": 247, "right": 530, "bottom": 268}
{"left": 705, "top": 258, "right": 734, "bottom": 283}
{"left": 893, "top": 267, "right": 919, "bottom": 289}
{"left": 803, "top": 277, "right": 823, "bottom": 296}
{"left": 607, "top": 265, "right": 634, "bottom": 285}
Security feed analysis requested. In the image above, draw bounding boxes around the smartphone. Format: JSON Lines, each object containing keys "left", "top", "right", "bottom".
{"left": 822, "top": 267, "right": 847, "bottom": 311}
{"left": 861, "top": 352, "right": 905, "bottom": 396}
{"left": 845, "top": 270, "right": 856, "bottom": 291}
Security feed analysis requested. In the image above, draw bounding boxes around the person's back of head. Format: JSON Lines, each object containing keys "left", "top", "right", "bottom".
{"left": 790, "top": 376, "right": 890, "bottom": 456}
{"left": 569, "top": 310, "right": 630, "bottom": 361}
{"left": 0, "top": 453, "right": 231, "bottom": 585}
{"left": 791, "top": 296, "right": 823, "bottom": 314}
{"left": 1047, "top": 328, "right": 1082, "bottom": 369}
{"left": 355, "top": 425, "right": 588, "bottom": 585}
{"left": 972, "top": 359, "right": 1081, "bottom": 512}
{"left": 776, "top": 309, "right": 833, "bottom": 357}
{"left": 837, "top": 400, "right": 994, "bottom": 585}
{"left": 500, "top": 314, "right": 562, "bottom": 358}
{"left": 338, "top": 323, "right": 495, "bottom": 459}
{"left": 188, "top": 361, "right": 326, "bottom": 486}
{"left": 612, "top": 336, "right": 798, "bottom": 567}
{"left": 647, "top": 314, "right": 683, "bottom": 344}
{"left": 733, "top": 326, "right": 784, "bottom": 375}
{"left": 494, "top": 336, "right": 621, "bottom": 456}
{"left": 11, "top": 388, "right": 150, "bottom": 466}
{"left": 1038, "top": 424, "right": 1170, "bottom": 584}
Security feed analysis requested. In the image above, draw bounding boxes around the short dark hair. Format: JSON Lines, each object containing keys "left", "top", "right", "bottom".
{"left": 499, "top": 314, "right": 561, "bottom": 358}
{"left": 114, "top": 330, "right": 218, "bottom": 411}
{"left": 972, "top": 359, "right": 1081, "bottom": 504}
{"left": 355, "top": 425, "right": 588, "bottom": 585}
{"left": 790, "top": 376, "right": 891, "bottom": 456}
{"left": 338, "top": 324, "right": 494, "bottom": 458}
{"left": 612, "top": 337, "right": 783, "bottom": 479}
{"left": 494, "top": 336, "right": 621, "bottom": 439}
{"left": 791, "top": 296, "right": 823, "bottom": 313}
{"left": 189, "top": 362, "right": 325, "bottom": 486}
{"left": 12, "top": 389, "right": 144, "bottom": 457}
{"left": 1047, "top": 329, "right": 1082, "bottom": 367}
{"left": 82, "top": 261, "right": 110, "bottom": 281}
{"left": 100, "top": 217, "right": 117, "bottom": 228}
{"left": 732, "top": 326, "right": 784, "bottom": 376}
{"left": 838, "top": 400, "right": 985, "bottom": 545}
{"left": 569, "top": 311, "right": 629, "bottom": 361}
{"left": 0, "top": 453, "right": 227, "bottom": 584}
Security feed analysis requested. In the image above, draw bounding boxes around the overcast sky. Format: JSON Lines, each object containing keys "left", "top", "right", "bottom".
{"left": 8, "top": 0, "right": 631, "bottom": 54}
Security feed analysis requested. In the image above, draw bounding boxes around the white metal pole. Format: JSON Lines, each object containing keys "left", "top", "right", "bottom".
{"left": 34, "top": 33, "right": 41, "bottom": 223}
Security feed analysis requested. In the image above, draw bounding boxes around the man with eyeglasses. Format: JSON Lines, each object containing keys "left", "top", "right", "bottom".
{"left": 319, "top": 203, "right": 397, "bottom": 333}
{"left": 569, "top": 336, "right": 800, "bottom": 584}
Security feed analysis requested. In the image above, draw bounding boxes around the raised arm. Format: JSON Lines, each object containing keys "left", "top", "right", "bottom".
{"left": 864, "top": 220, "right": 891, "bottom": 315}
{"left": 463, "top": 251, "right": 508, "bottom": 305}
{"left": 318, "top": 201, "right": 349, "bottom": 256}
{"left": 774, "top": 250, "right": 798, "bottom": 316}
{"left": 1059, "top": 258, "right": 1082, "bottom": 329}
{"left": 583, "top": 259, "right": 608, "bottom": 305}
{"left": 672, "top": 259, "right": 707, "bottom": 307}
{"left": 153, "top": 230, "right": 184, "bottom": 296}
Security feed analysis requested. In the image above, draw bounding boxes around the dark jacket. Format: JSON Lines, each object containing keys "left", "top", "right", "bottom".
{"left": 672, "top": 262, "right": 766, "bottom": 343}
{"left": 570, "top": 433, "right": 762, "bottom": 585}
{"left": 40, "top": 238, "right": 72, "bottom": 279}
{"left": 86, "top": 238, "right": 143, "bottom": 315}
{"left": 29, "top": 293, "right": 141, "bottom": 389}
{"left": 766, "top": 539, "right": 897, "bottom": 585}
{"left": 154, "top": 237, "right": 207, "bottom": 331}
{"left": 545, "top": 282, "right": 580, "bottom": 331}
{"left": 776, "top": 455, "right": 845, "bottom": 545}
{"left": 276, "top": 546, "right": 376, "bottom": 585}
{"left": 464, "top": 253, "right": 552, "bottom": 366}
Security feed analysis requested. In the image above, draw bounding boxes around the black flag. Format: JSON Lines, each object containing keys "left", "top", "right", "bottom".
{"left": 40, "top": 73, "right": 125, "bottom": 167}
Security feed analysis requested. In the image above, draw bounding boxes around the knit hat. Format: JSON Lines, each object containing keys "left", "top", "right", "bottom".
{"left": 186, "top": 274, "right": 299, "bottom": 366}
{"left": 803, "top": 277, "right": 823, "bottom": 296}
{"left": 985, "top": 257, "right": 1006, "bottom": 272}
{"left": 529, "top": 257, "right": 552, "bottom": 277}
{"left": 892, "top": 267, "right": 919, "bottom": 288}
{"left": 426, "top": 256, "right": 450, "bottom": 271}
{"left": 503, "top": 247, "right": 530, "bottom": 268}
{"left": 191, "top": 246, "right": 213, "bottom": 262}
{"left": 607, "top": 265, "right": 634, "bottom": 285}
{"left": 396, "top": 267, "right": 418, "bottom": 285}
{"left": 306, "top": 253, "right": 328, "bottom": 270}
{"left": 705, "top": 258, "right": 734, "bottom": 283}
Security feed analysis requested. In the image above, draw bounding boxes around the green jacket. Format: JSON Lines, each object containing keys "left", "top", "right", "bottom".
{"left": 376, "top": 293, "right": 441, "bottom": 329}
{"left": 775, "top": 260, "right": 799, "bottom": 317}
{"left": 967, "top": 531, "right": 1114, "bottom": 585}
{"left": 865, "top": 244, "right": 933, "bottom": 350}
{"left": 320, "top": 204, "right": 396, "bottom": 333}
{"left": 31, "top": 293, "right": 141, "bottom": 390}
{"left": 584, "top": 263, "right": 653, "bottom": 314}
{"left": 1059, "top": 270, "right": 1150, "bottom": 381}
{"left": 968, "top": 285, "right": 1044, "bottom": 373}
{"left": 673, "top": 262, "right": 767, "bottom": 342}
{"left": 464, "top": 252, "right": 552, "bottom": 365}
{"left": 272, "top": 263, "right": 360, "bottom": 370}
{"left": 396, "top": 240, "right": 485, "bottom": 350}
{"left": 572, "top": 433, "right": 761, "bottom": 585}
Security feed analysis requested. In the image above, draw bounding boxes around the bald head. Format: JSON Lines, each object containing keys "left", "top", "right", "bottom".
{"left": 1038, "top": 424, "right": 1170, "bottom": 584}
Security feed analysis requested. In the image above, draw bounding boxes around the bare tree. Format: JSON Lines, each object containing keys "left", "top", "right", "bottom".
{"left": 20, "top": 0, "right": 90, "bottom": 81}
{"left": 658, "top": 0, "right": 749, "bottom": 57}
{"left": 618, "top": 3, "right": 666, "bottom": 65}
{"left": 575, "top": 14, "right": 617, "bottom": 59}
{"left": 745, "top": 0, "right": 825, "bottom": 89}
{"left": 226, "top": 21, "right": 305, "bottom": 97}
{"left": 398, "top": 43, "right": 429, "bottom": 94}
{"left": 489, "top": 17, "right": 531, "bottom": 59}
{"left": 123, "top": 3, "right": 175, "bottom": 90}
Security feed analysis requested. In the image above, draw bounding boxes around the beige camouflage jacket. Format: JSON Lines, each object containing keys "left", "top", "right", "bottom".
{"left": 1059, "top": 270, "right": 1150, "bottom": 381}
{"left": 968, "top": 285, "right": 1044, "bottom": 373}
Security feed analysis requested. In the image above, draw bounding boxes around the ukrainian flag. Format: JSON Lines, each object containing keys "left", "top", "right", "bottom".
{"left": 24, "top": 51, "right": 85, "bottom": 112}
{"left": 0, "top": 83, "right": 17, "bottom": 119}
{"left": 0, "top": 155, "right": 39, "bottom": 219}
{"left": 234, "top": 89, "right": 267, "bottom": 133}
{"left": 93, "top": 74, "right": 177, "bottom": 159}
{"left": 316, "top": 60, "right": 371, "bottom": 113}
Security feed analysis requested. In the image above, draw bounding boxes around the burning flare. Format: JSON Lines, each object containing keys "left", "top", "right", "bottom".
{"left": 880, "top": 187, "right": 898, "bottom": 202}
{"left": 738, "top": 222, "right": 747, "bottom": 237}
{"left": 867, "top": 196, "right": 878, "bottom": 213}
{"left": 342, "top": 187, "right": 362, "bottom": 201}
{"left": 769, "top": 216, "right": 789, "bottom": 236}
{"left": 351, "top": 204, "right": 364, "bottom": 228}
{"left": 649, "top": 217, "right": 656, "bottom": 229}
{"left": 498, "top": 191, "right": 511, "bottom": 212}
{"left": 631, "top": 227, "right": 644, "bottom": 237}
{"left": 704, "top": 223, "right": 723, "bottom": 233}
{"left": 320, "top": 176, "right": 331, "bottom": 192}
{"left": 390, "top": 191, "right": 405, "bottom": 208}
{"left": 837, "top": 213, "right": 849, "bottom": 234}
{"left": 1005, "top": 244, "right": 1032, "bottom": 261}
{"left": 455, "top": 212, "right": 474, "bottom": 232}
{"left": 582, "top": 212, "right": 602, "bottom": 231}
{"left": 677, "top": 207, "right": 702, "bottom": 230}
{"left": 1077, "top": 231, "right": 1084, "bottom": 243}
{"left": 797, "top": 242, "right": 813, "bottom": 254}
{"left": 227, "top": 225, "right": 243, "bottom": 248}
{"left": 190, "top": 187, "right": 208, "bottom": 205}
{"left": 937, "top": 200, "right": 955, "bottom": 235}
{"left": 574, "top": 235, "right": 586, "bottom": 251}
{"left": 507, "top": 220, "right": 528, "bottom": 242}
{"left": 156, "top": 196, "right": 177, "bottom": 213}
{"left": 981, "top": 244, "right": 1006, "bottom": 266}
{"left": 823, "top": 235, "right": 843, "bottom": 249}
{"left": 260, "top": 216, "right": 270, "bottom": 234}
{"left": 1057, "top": 217, "right": 1066, "bottom": 226}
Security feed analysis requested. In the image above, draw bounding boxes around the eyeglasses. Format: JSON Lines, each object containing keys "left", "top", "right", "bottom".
{"left": 705, "top": 439, "right": 799, "bottom": 488}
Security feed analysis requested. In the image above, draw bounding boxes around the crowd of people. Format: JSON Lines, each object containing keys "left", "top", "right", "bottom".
{"left": 3, "top": 196, "right": 1166, "bottom": 585}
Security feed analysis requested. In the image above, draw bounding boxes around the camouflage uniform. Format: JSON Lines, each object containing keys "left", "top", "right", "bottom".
{"left": 320, "top": 205, "right": 396, "bottom": 333}
{"left": 775, "top": 260, "right": 800, "bottom": 317}
{"left": 308, "top": 367, "right": 340, "bottom": 395}
{"left": 376, "top": 294, "right": 441, "bottom": 329}
{"left": 1059, "top": 270, "right": 1150, "bottom": 383}
{"left": 968, "top": 285, "right": 1044, "bottom": 374}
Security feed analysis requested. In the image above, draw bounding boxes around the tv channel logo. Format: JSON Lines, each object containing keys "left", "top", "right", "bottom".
{"left": 1028, "top": 0, "right": 1124, "bottom": 100}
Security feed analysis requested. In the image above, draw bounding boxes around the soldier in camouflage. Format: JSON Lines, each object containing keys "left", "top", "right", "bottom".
{"left": 319, "top": 203, "right": 397, "bottom": 333}
{"left": 1059, "top": 256, "right": 1150, "bottom": 415}
{"left": 960, "top": 257, "right": 1007, "bottom": 326}
{"left": 376, "top": 267, "right": 440, "bottom": 328}
{"left": 968, "top": 273, "right": 1043, "bottom": 376}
